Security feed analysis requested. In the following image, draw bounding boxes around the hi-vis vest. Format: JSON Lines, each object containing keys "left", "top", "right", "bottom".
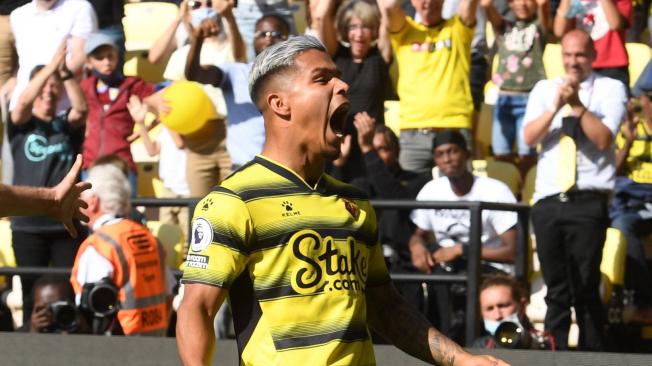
{"left": 71, "top": 219, "right": 169, "bottom": 336}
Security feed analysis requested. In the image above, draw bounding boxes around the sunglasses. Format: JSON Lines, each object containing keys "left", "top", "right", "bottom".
{"left": 188, "top": 0, "right": 212, "bottom": 10}
{"left": 254, "top": 31, "right": 287, "bottom": 41}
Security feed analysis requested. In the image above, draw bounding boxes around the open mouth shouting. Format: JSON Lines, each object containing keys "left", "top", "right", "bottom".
{"left": 329, "top": 102, "right": 351, "bottom": 140}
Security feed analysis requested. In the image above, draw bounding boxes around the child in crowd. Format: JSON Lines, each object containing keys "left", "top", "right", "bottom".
{"left": 79, "top": 32, "right": 156, "bottom": 194}
{"left": 127, "top": 95, "right": 190, "bottom": 235}
{"left": 482, "top": 0, "right": 550, "bottom": 176}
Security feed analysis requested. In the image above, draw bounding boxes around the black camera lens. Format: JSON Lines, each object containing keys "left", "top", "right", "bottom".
{"left": 89, "top": 285, "right": 118, "bottom": 316}
{"left": 49, "top": 301, "right": 78, "bottom": 332}
{"left": 494, "top": 321, "right": 530, "bottom": 349}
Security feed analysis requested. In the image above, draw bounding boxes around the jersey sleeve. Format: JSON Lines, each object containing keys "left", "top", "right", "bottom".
{"left": 181, "top": 189, "right": 252, "bottom": 289}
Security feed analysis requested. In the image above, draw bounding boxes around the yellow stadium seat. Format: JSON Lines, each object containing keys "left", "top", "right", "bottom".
{"left": 123, "top": 2, "right": 179, "bottom": 51}
{"left": 521, "top": 164, "right": 537, "bottom": 204}
{"left": 146, "top": 221, "right": 186, "bottom": 269}
{"left": 626, "top": 43, "right": 651, "bottom": 87}
{"left": 543, "top": 43, "right": 564, "bottom": 80}
{"left": 384, "top": 100, "right": 401, "bottom": 137}
{"left": 123, "top": 50, "right": 167, "bottom": 83}
{"left": 600, "top": 228, "right": 627, "bottom": 304}
{"left": 477, "top": 103, "right": 493, "bottom": 156}
{"left": 0, "top": 219, "right": 16, "bottom": 289}
{"left": 472, "top": 159, "right": 522, "bottom": 196}
{"left": 136, "top": 161, "right": 162, "bottom": 197}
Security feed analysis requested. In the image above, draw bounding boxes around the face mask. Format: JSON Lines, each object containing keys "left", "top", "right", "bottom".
{"left": 91, "top": 68, "right": 124, "bottom": 87}
{"left": 191, "top": 8, "right": 218, "bottom": 28}
{"left": 483, "top": 312, "right": 523, "bottom": 335}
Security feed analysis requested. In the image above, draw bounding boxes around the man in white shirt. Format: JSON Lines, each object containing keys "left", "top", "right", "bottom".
{"left": 522, "top": 29, "right": 627, "bottom": 351}
{"left": 409, "top": 129, "right": 518, "bottom": 338}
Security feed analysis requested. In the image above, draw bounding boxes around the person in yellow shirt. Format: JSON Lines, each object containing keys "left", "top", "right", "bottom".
{"left": 611, "top": 61, "right": 652, "bottom": 324}
{"left": 376, "top": 0, "right": 478, "bottom": 173}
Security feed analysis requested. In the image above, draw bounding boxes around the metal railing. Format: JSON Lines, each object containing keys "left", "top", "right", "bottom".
{"left": 0, "top": 197, "right": 530, "bottom": 347}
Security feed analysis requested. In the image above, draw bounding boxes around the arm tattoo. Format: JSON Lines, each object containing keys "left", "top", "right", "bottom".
{"left": 367, "top": 283, "right": 464, "bottom": 365}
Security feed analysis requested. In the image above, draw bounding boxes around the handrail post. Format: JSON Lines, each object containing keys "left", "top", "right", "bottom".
{"left": 465, "top": 204, "right": 482, "bottom": 347}
{"left": 515, "top": 209, "right": 529, "bottom": 282}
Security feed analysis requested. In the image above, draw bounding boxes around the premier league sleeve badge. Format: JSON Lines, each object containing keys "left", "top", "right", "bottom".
{"left": 190, "top": 218, "right": 213, "bottom": 253}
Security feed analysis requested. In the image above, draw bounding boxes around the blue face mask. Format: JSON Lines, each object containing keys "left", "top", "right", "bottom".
{"left": 91, "top": 68, "right": 124, "bottom": 87}
{"left": 483, "top": 312, "right": 523, "bottom": 335}
{"left": 191, "top": 8, "right": 219, "bottom": 27}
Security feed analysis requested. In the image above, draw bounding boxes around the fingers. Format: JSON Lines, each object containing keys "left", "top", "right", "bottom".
{"left": 75, "top": 181, "right": 92, "bottom": 193}
{"left": 63, "top": 155, "right": 84, "bottom": 187}
{"left": 64, "top": 219, "right": 78, "bottom": 238}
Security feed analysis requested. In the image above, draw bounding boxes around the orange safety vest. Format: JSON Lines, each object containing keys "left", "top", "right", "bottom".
{"left": 71, "top": 219, "right": 169, "bottom": 336}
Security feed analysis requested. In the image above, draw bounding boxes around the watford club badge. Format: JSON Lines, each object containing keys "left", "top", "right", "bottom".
{"left": 343, "top": 199, "right": 360, "bottom": 220}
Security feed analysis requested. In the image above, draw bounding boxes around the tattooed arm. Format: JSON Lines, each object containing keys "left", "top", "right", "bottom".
{"left": 366, "top": 281, "right": 510, "bottom": 366}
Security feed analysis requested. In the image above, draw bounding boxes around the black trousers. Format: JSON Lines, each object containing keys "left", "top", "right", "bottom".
{"left": 12, "top": 230, "right": 83, "bottom": 324}
{"left": 531, "top": 192, "right": 609, "bottom": 351}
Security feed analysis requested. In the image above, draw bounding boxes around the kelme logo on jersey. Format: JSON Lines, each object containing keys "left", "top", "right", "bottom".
{"left": 289, "top": 229, "right": 368, "bottom": 295}
{"left": 190, "top": 218, "right": 213, "bottom": 252}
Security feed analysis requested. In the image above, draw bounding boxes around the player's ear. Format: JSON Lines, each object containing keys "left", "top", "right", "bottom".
{"left": 267, "top": 91, "right": 291, "bottom": 120}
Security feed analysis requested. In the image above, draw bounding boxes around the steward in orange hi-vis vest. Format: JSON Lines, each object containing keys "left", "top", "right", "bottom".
{"left": 71, "top": 219, "right": 169, "bottom": 336}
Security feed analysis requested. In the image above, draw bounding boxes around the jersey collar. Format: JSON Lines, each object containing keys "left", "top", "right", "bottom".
{"left": 254, "top": 155, "right": 326, "bottom": 192}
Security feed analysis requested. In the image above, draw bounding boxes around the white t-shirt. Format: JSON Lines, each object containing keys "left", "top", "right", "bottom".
{"left": 157, "top": 127, "right": 189, "bottom": 197}
{"left": 9, "top": 0, "right": 97, "bottom": 110}
{"left": 410, "top": 176, "right": 517, "bottom": 273}
{"left": 522, "top": 73, "right": 627, "bottom": 202}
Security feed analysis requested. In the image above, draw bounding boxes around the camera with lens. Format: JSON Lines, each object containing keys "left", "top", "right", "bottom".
{"left": 43, "top": 301, "right": 79, "bottom": 333}
{"left": 493, "top": 321, "right": 554, "bottom": 350}
{"left": 79, "top": 277, "right": 119, "bottom": 334}
{"left": 80, "top": 277, "right": 119, "bottom": 318}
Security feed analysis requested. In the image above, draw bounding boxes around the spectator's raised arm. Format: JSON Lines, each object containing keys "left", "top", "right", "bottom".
{"left": 11, "top": 43, "right": 67, "bottom": 125}
{"left": 185, "top": 20, "right": 225, "bottom": 87}
{"left": 376, "top": 0, "right": 407, "bottom": 33}
{"left": 310, "top": 0, "right": 339, "bottom": 56}
{"left": 537, "top": 0, "right": 552, "bottom": 34}
{"left": 149, "top": 0, "right": 191, "bottom": 64}
{"left": 213, "top": 0, "right": 247, "bottom": 62}
{"left": 60, "top": 50, "right": 87, "bottom": 129}
{"left": 459, "top": 0, "right": 480, "bottom": 28}
{"left": 553, "top": 0, "right": 573, "bottom": 38}
{"left": 481, "top": 0, "right": 506, "bottom": 34}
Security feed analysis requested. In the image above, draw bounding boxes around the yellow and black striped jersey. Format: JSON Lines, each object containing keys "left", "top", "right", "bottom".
{"left": 182, "top": 155, "right": 390, "bottom": 366}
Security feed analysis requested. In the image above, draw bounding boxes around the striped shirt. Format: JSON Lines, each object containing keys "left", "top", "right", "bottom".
{"left": 181, "top": 155, "right": 390, "bottom": 366}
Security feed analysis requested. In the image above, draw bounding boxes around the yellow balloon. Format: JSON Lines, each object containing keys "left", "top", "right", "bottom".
{"left": 161, "top": 81, "right": 217, "bottom": 135}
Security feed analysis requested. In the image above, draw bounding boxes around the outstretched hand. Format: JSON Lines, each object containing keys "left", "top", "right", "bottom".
{"left": 51, "top": 154, "right": 91, "bottom": 238}
{"left": 457, "top": 354, "right": 511, "bottom": 366}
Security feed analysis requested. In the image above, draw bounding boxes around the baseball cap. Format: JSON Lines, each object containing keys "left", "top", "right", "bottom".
{"left": 84, "top": 32, "right": 119, "bottom": 56}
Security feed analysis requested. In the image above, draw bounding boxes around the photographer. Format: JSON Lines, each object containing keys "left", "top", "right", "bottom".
{"left": 474, "top": 275, "right": 554, "bottom": 350}
{"left": 19, "top": 275, "right": 87, "bottom": 334}
{"left": 70, "top": 164, "right": 173, "bottom": 336}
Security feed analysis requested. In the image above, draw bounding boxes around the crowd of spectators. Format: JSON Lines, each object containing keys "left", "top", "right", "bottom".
{"left": 0, "top": 0, "right": 650, "bottom": 354}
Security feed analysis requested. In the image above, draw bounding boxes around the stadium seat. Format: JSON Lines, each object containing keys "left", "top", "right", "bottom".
{"left": 521, "top": 164, "right": 537, "bottom": 204}
{"left": 122, "top": 2, "right": 178, "bottom": 82}
{"left": 384, "top": 100, "right": 401, "bottom": 137}
{"left": 146, "top": 221, "right": 186, "bottom": 269}
{"left": 123, "top": 50, "right": 168, "bottom": 83}
{"left": 477, "top": 103, "right": 493, "bottom": 156}
{"left": 123, "top": 2, "right": 178, "bottom": 51}
{"left": 625, "top": 43, "right": 651, "bottom": 87}
{"left": 0, "top": 219, "right": 16, "bottom": 289}
{"left": 543, "top": 43, "right": 564, "bottom": 80}
{"left": 600, "top": 227, "right": 627, "bottom": 304}
{"left": 136, "top": 161, "right": 162, "bottom": 197}
{"left": 471, "top": 159, "right": 522, "bottom": 196}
